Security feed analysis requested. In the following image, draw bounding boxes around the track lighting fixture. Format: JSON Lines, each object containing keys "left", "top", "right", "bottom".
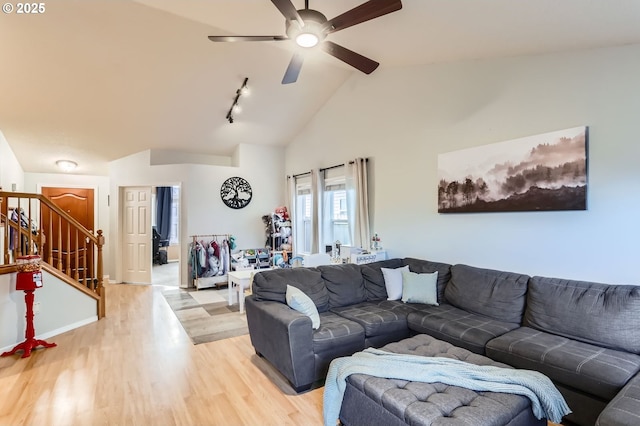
{"left": 226, "top": 77, "right": 249, "bottom": 124}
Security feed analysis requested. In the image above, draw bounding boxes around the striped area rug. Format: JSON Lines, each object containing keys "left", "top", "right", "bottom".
{"left": 162, "top": 287, "right": 248, "bottom": 344}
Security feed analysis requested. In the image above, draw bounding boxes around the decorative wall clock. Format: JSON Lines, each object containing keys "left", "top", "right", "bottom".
{"left": 220, "top": 176, "right": 252, "bottom": 209}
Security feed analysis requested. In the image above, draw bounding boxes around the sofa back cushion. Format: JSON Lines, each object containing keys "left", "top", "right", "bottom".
{"left": 403, "top": 258, "right": 452, "bottom": 303}
{"left": 318, "top": 263, "right": 366, "bottom": 308}
{"left": 525, "top": 276, "right": 640, "bottom": 354}
{"left": 361, "top": 258, "right": 404, "bottom": 301}
{"left": 445, "top": 264, "right": 529, "bottom": 324}
{"left": 252, "top": 268, "right": 330, "bottom": 312}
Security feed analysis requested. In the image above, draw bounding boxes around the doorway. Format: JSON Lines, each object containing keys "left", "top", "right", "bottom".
{"left": 121, "top": 186, "right": 152, "bottom": 284}
{"left": 152, "top": 186, "right": 180, "bottom": 287}
{"left": 119, "top": 186, "right": 181, "bottom": 286}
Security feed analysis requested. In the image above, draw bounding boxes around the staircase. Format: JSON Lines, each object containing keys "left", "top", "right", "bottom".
{"left": 0, "top": 191, "right": 105, "bottom": 318}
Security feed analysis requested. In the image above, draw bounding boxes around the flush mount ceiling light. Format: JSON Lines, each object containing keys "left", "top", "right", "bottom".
{"left": 56, "top": 160, "right": 77, "bottom": 173}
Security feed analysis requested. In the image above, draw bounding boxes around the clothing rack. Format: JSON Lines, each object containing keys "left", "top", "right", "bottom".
{"left": 190, "top": 234, "right": 230, "bottom": 240}
{"left": 189, "top": 233, "right": 231, "bottom": 290}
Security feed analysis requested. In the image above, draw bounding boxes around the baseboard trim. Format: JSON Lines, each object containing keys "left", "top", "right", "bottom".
{"left": 0, "top": 316, "right": 98, "bottom": 353}
{"left": 103, "top": 275, "right": 117, "bottom": 284}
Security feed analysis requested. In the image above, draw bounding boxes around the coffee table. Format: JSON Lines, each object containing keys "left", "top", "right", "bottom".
{"left": 227, "top": 269, "right": 264, "bottom": 313}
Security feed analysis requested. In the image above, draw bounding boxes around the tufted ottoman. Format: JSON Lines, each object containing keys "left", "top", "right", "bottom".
{"left": 338, "top": 334, "right": 546, "bottom": 426}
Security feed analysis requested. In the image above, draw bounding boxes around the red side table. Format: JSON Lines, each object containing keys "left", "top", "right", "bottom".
{"left": 1, "top": 255, "right": 56, "bottom": 358}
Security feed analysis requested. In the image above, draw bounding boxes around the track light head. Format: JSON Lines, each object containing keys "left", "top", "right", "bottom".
{"left": 226, "top": 77, "right": 249, "bottom": 124}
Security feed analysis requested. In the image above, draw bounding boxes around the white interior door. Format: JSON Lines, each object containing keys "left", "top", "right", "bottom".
{"left": 122, "top": 186, "right": 151, "bottom": 284}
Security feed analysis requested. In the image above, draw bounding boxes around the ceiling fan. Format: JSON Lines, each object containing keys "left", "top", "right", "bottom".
{"left": 208, "top": 0, "right": 403, "bottom": 84}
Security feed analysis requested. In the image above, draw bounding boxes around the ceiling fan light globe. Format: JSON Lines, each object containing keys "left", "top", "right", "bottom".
{"left": 296, "top": 33, "right": 319, "bottom": 48}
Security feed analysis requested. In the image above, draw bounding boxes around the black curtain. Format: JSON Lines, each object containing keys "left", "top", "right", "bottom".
{"left": 156, "top": 187, "right": 172, "bottom": 241}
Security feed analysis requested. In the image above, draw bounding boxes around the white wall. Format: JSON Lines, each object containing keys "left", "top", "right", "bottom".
{"left": 109, "top": 144, "right": 284, "bottom": 286}
{"left": 286, "top": 44, "right": 640, "bottom": 284}
{"left": 0, "top": 130, "right": 24, "bottom": 192}
{"left": 1, "top": 145, "right": 100, "bottom": 350}
{"left": 0, "top": 270, "right": 97, "bottom": 351}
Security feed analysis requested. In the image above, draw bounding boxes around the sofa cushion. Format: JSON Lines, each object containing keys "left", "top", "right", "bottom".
{"left": 402, "top": 258, "right": 452, "bottom": 303}
{"left": 331, "top": 302, "right": 408, "bottom": 338}
{"left": 407, "top": 304, "right": 520, "bottom": 354}
{"left": 318, "top": 263, "right": 367, "bottom": 308}
{"left": 313, "top": 311, "right": 365, "bottom": 353}
{"left": 486, "top": 326, "right": 640, "bottom": 401}
{"left": 525, "top": 276, "right": 640, "bottom": 354}
{"left": 361, "top": 258, "right": 404, "bottom": 301}
{"left": 445, "top": 264, "right": 529, "bottom": 324}
{"left": 252, "top": 267, "right": 330, "bottom": 312}
{"left": 376, "top": 299, "right": 429, "bottom": 317}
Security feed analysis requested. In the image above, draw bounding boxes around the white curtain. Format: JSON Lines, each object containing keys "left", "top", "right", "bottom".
{"left": 321, "top": 178, "right": 333, "bottom": 251}
{"left": 346, "top": 158, "right": 371, "bottom": 249}
{"left": 285, "top": 175, "right": 296, "bottom": 254}
{"left": 310, "top": 169, "right": 324, "bottom": 254}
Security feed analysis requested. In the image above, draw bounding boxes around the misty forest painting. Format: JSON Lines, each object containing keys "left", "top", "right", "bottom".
{"left": 438, "top": 127, "right": 588, "bottom": 213}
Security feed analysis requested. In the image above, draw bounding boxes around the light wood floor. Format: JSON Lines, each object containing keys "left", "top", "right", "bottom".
{"left": 0, "top": 283, "right": 324, "bottom": 426}
{"left": 0, "top": 283, "right": 563, "bottom": 426}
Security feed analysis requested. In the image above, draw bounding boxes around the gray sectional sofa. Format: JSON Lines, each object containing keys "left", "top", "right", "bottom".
{"left": 244, "top": 258, "right": 640, "bottom": 426}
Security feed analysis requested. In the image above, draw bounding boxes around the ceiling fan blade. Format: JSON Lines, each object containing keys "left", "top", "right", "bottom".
{"left": 321, "top": 41, "right": 379, "bottom": 74}
{"left": 282, "top": 52, "right": 304, "bottom": 84}
{"left": 323, "top": 0, "right": 402, "bottom": 34}
{"left": 208, "top": 35, "right": 288, "bottom": 42}
{"left": 271, "top": 0, "right": 304, "bottom": 27}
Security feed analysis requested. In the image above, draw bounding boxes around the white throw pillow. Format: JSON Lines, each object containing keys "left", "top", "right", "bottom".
{"left": 286, "top": 285, "right": 320, "bottom": 329}
{"left": 381, "top": 265, "right": 410, "bottom": 300}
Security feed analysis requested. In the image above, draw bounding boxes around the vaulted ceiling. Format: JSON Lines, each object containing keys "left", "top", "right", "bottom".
{"left": 2, "top": 0, "right": 640, "bottom": 175}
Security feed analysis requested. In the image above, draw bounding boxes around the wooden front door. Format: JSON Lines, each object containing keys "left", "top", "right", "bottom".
{"left": 41, "top": 187, "right": 95, "bottom": 281}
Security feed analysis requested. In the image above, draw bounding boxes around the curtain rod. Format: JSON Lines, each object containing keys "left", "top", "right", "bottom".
{"left": 288, "top": 158, "right": 368, "bottom": 179}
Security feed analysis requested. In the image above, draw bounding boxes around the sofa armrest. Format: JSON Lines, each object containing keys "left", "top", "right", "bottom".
{"left": 245, "top": 296, "right": 315, "bottom": 391}
{"left": 596, "top": 372, "right": 640, "bottom": 426}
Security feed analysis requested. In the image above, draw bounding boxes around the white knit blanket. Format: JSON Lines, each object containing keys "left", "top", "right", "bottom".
{"left": 323, "top": 348, "right": 571, "bottom": 426}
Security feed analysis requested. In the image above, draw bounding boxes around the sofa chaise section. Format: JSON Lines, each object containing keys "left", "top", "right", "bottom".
{"left": 486, "top": 276, "right": 640, "bottom": 426}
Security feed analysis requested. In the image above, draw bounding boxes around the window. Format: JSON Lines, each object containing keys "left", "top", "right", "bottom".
{"left": 292, "top": 166, "right": 362, "bottom": 255}
{"left": 323, "top": 180, "right": 351, "bottom": 248}
{"left": 295, "top": 185, "right": 312, "bottom": 254}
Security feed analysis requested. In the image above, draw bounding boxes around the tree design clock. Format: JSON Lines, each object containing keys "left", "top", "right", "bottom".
{"left": 220, "top": 177, "right": 252, "bottom": 209}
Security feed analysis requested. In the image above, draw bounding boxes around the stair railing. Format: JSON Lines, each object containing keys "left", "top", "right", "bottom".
{"left": 0, "top": 191, "right": 105, "bottom": 318}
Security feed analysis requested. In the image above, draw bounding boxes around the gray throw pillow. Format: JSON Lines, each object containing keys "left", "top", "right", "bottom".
{"left": 401, "top": 270, "right": 439, "bottom": 305}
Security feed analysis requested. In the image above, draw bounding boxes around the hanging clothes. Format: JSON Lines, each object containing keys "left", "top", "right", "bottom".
{"left": 189, "top": 234, "right": 231, "bottom": 289}
{"left": 218, "top": 239, "right": 228, "bottom": 276}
